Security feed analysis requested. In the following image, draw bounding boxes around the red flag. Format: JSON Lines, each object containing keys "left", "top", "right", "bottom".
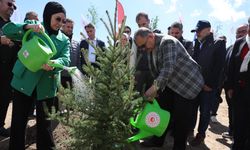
{"left": 117, "top": 0, "right": 124, "bottom": 25}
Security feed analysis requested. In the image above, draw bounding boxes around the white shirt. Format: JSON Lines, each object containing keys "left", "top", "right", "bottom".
{"left": 88, "top": 39, "right": 97, "bottom": 63}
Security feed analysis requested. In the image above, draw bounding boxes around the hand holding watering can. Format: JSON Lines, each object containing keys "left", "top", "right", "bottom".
{"left": 42, "top": 61, "right": 55, "bottom": 71}
{"left": 24, "top": 24, "right": 45, "bottom": 33}
{"left": 144, "top": 83, "right": 158, "bottom": 102}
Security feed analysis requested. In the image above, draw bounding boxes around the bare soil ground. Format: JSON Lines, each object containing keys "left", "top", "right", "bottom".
{"left": 0, "top": 91, "right": 233, "bottom": 150}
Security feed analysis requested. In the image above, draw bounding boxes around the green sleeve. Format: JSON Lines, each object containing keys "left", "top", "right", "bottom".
{"left": 2, "top": 20, "right": 40, "bottom": 41}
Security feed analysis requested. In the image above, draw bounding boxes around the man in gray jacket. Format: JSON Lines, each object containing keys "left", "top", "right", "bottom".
{"left": 61, "top": 18, "right": 81, "bottom": 87}
{"left": 134, "top": 27, "right": 204, "bottom": 150}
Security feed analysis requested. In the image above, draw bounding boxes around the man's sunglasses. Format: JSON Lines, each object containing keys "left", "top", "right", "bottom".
{"left": 137, "top": 38, "right": 148, "bottom": 50}
{"left": 7, "top": 2, "right": 17, "bottom": 10}
{"left": 55, "top": 17, "right": 66, "bottom": 24}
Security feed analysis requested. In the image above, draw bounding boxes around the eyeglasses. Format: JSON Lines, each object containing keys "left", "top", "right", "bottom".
{"left": 124, "top": 30, "right": 130, "bottom": 34}
{"left": 7, "top": 2, "right": 17, "bottom": 10}
{"left": 138, "top": 38, "right": 148, "bottom": 50}
{"left": 55, "top": 17, "right": 66, "bottom": 24}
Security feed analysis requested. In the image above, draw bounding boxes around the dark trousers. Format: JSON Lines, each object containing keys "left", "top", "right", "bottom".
{"left": 191, "top": 90, "right": 216, "bottom": 136}
{"left": 0, "top": 90, "right": 11, "bottom": 128}
{"left": 232, "top": 86, "right": 250, "bottom": 150}
{"left": 224, "top": 87, "right": 233, "bottom": 134}
{"left": 9, "top": 89, "right": 58, "bottom": 150}
{"left": 61, "top": 76, "right": 72, "bottom": 88}
{"left": 211, "top": 88, "right": 223, "bottom": 116}
{"left": 153, "top": 88, "right": 193, "bottom": 150}
{"left": 0, "top": 63, "right": 14, "bottom": 128}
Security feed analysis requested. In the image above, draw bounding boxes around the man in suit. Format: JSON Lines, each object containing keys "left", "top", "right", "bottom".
{"left": 227, "top": 17, "right": 250, "bottom": 150}
{"left": 221, "top": 24, "right": 248, "bottom": 139}
{"left": 79, "top": 23, "right": 105, "bottom": 73}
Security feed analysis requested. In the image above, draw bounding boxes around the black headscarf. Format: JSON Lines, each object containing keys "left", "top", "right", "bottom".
{"left": 43, "top": 1, "right": 66, "bottom": 35}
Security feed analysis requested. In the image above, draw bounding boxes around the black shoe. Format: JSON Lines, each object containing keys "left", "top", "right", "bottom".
{"left": 0, "top": 127, "right": 10, "bottom": 137}
{"left": 190, "top": 133, "right": 205, "bottom": 146}
{"left": 222, "top": 132, "right": 233, "bottom": 139}
{"left": 140, "top": 137, "right": 164, "bottom": 147}
{"left": 188, "top": 130, "right": 194, "bottom": 137}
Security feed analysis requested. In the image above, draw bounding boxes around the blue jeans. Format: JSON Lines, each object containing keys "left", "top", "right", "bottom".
{"left": 191, "top": 90, "right": 216, "bottom": 136}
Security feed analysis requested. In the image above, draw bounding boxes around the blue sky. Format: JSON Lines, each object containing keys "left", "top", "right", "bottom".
{"left": 13, "top": 0, "right": 250, "bottom": 46}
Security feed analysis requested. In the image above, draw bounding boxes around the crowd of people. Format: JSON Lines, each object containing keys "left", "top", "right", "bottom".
{"left": 0, "top": 0, "right": 250, "bottom": 150}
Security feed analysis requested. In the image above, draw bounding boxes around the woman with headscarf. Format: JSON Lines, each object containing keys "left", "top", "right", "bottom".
{"left": 2, "top": 2, "right": 70, "bottom": 149}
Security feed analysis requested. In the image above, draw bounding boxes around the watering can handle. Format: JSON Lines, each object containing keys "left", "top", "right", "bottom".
{"left": 151, "top": 99, "right": 160, "bottom": 108}
{"left": 22, "top": 29, "right": 57, "bottom": 56}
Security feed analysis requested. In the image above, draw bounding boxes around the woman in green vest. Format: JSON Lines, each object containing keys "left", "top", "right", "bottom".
{"left": 3, "top": 2, "right": 70, "bottom": 150}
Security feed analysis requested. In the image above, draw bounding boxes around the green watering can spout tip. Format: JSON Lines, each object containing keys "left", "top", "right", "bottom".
{"left": 47, "top": 61, "right": 77, "bottom": 75}
{"left": 128, "top": 130, "right": 153, "bottom": 143}
{"left": 64, "top": 66, "right": 77, "bottom": 75}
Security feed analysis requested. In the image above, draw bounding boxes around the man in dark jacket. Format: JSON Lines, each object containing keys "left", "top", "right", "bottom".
{"left": 79, "top": 23, "right": 105, "bottom": 74}
{"left": 61, "top": 18, "right": 81, "bottom": 87}
{"left": 221, "top": 23, "right": 248, "bottom": 139}
{"left": 170, "top": 21, "right": 194, "bottom": 56}
{"left": 227, "top": 17, "right": 250, "bottom": 150}
{"left": 0, "top": 0, "right": 19, "bottom": 137}
{"left": 190, "top": 20, "right": 226, "bottom": 146}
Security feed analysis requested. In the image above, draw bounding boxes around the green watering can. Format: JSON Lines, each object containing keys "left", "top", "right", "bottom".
{"left": 128, "top": 99, "right": 170, "bottom": 142}
{"left": 18, "top": 29, "right": 76, "bottom": 73}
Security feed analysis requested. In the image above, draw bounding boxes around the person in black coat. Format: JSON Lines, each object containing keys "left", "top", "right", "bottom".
{"left": 227, "top": 17, "right": 250, "bottom": 150}
{"left": 169, "top": 21, "right": 194, "bottom": 56}
{"left": 221, "top": 24, "right": 248, "bottom": 139}
{"left": 79, "top": 23, "right": 105, "bottom": 73}
{"left": 0, "top": 0, "right": 19, "bottom": 137}
{"left": 189, "top": 20, "right": 226, "bottom": 146}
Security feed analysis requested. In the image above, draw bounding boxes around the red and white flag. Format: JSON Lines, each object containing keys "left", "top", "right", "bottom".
{"left": 117, "top": 0, "right": 124, "bottom": 26}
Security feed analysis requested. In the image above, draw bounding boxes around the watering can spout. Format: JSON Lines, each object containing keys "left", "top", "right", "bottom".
{"left": 47, "top": 60, "right": 77, "bottom": 75}
{"left": 65, "top": 66, "right": 77, "bottom": 75}
{"left": 48, "top": 60, "right": 77, "bottom": 74}
{"left": 128, "top": 130, "right": 153, "bottom": 143}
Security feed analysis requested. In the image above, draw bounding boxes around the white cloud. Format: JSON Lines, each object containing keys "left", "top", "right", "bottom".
{"left": 190, "top": 9, "right": 202, "bottom": 17}
{"left": 208, "top": 0, "right": 246, "bottom": 22}
{"left": 234, "top": 0, "right": 246, "bottom": 7}
{"left": 153, "top": 0, "right": 164, "bottom": 5}
{"left": 165, "top": 0, "right": 178, "bottom": 14}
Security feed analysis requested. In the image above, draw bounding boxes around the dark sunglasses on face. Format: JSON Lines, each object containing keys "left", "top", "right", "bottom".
{"left": 7, "top": 2, "right": 17, "bottom": 10}
{"left": 124, "top": 30, "right": 130, "bottom": 34}
{"left": 138, "top": 37, "right": 148, "bottom": 50}
{"left": 134, "top": 39, "right": 145, "bottom": 50}
{"left": 138, "top": 43, "right": 146, "bottom": 50}
{"left": 55, "top": 17, "right": 66, "bottom": 24}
